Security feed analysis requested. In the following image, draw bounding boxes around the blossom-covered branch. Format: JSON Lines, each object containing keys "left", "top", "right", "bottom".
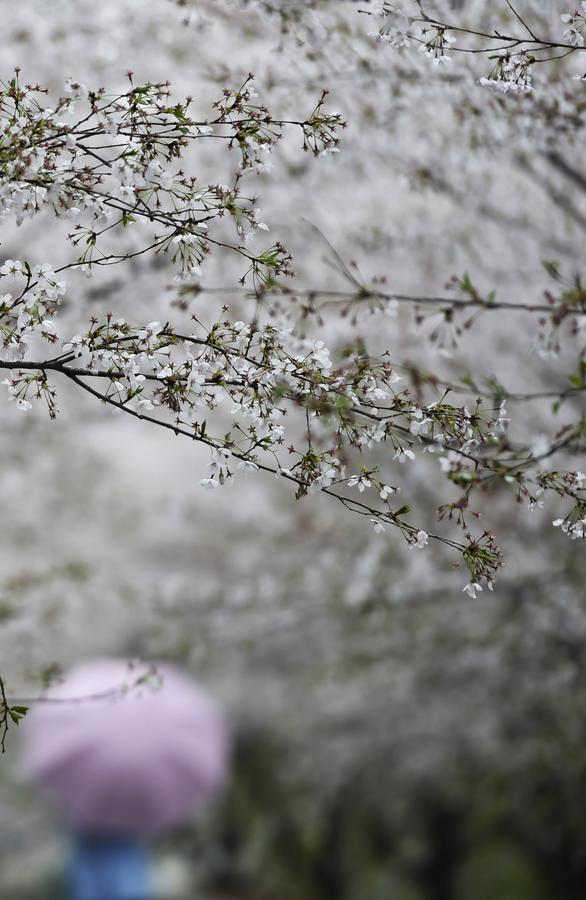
{"left": 0, "top": 72, "right": 343, "bottom": 278}
{"left": 0, "top": 70, "right": 584, "bottom": 605}
{"left": 367, "top": 1, "right": 586, "bottom": 91}
{"left": 1, "top": 258, "right": 584, "bottom": 597}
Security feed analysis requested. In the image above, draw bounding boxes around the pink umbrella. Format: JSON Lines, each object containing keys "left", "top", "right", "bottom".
{"left": 23, "top": 658, "right": 228, "bottom": 835}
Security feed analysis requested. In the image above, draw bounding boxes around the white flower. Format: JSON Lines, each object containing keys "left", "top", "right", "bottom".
{"left": 371, "top": 518, "right": 386, "bottom": 533}
{"left": 16, "top": 398, "right": 32, "bottom": 411}
{"left": 236, "top": 459, "right": 259, "bottom": 474}
{"left": 137, "top": 322, "right": 164, "bottom": 348}
{"left": 319, "top": 147, "right": 340, "bottom": 159}
{"left": 17, "top": 310, "right": 32, "bottom": 331}
{"left": 348, "top": 474, "right": 372, "bottom": 492}
{"left": 379, "top": 484, "right": 397, "bottom": 501}
{"left": 393, "top": 447, "right": 415, "bottom": 463}
{"left": 0, "top": 259, "right": 24, "bottom": 276}
{"left": 374, "top": 24, "right": 411, "bottom": 48}
{"left": 409, "top": 530, "right": 429, "bottom": 550}
{"left": 463, "top": 582, "right": 483, "bottom": 599}
{"left": 64, "top": 78, "right": 89, "bottom": 98}
{"left": 312, "top": 340, "right": 332, "bottom": 371}
{"left": 492, "top": 401, "right": 510, "bottom": 437}
{"left": 438, "top": 450, "right": 462, "bottom": 474}
{"left": 255, "top": 218, "right": 269, "bottom": 232}
{"left": 460, "top": 439, "right": 479, "bottom": 455}
{"left": 410, "top": 415, "right": 431, "bottom": 437}
{"left": 370, "top": 0, "right": 387, "bottom": 16}
{"left": 200, "top": 477, "right": 220, "bottom": 490}
{"left": 431, "top": 54, "right": 452, "bottom": 66}
{"left": 115, "top": 185, "right": 136, "bottom": 203}
{"left": 552, "top": 516, "right": 586, "bottom": 540}
{"left": 561, "top": 8, "right": 586, "bottom": 46}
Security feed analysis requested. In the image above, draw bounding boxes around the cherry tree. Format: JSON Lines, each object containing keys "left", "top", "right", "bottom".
{"left": 0, "top": 0, "right": 584, "bottom": 754}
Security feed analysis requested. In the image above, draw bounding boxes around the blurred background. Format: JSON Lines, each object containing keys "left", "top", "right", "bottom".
{"left": 1, "top": 1, "right": 585, "bottom": 897}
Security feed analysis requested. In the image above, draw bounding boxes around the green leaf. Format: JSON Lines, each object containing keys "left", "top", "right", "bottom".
{"left": 542, "top": 259, "right": 561, "bottom": 281}
{"left": 8, "top": 704, "right": 28, "bottom": 725}
{"left": 334, "top": 395, "right": 352, "bottom": 412}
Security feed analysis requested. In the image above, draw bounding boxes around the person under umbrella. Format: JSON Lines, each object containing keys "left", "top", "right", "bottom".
{"left": 23, "top": 658, "right": 228, "bottom": 900}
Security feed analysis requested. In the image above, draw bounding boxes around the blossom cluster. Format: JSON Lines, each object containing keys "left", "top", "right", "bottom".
{"left": 561, "top": 3, "right": 586, "bottom": 47}
{"left": 363, "top": 1, "right": 586, "bottom": 92}
{"left": 0, "top": 72, "right": 343, "bottom": 279}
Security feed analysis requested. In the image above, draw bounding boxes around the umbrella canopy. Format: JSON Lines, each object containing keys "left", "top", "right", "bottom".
{"left": 23, "top": 659, "right": 228, "bottom": 835}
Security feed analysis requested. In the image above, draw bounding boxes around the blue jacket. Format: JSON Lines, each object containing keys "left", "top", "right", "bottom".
{"left": 70, "top": 832, "right": 152, "bottom": 900}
